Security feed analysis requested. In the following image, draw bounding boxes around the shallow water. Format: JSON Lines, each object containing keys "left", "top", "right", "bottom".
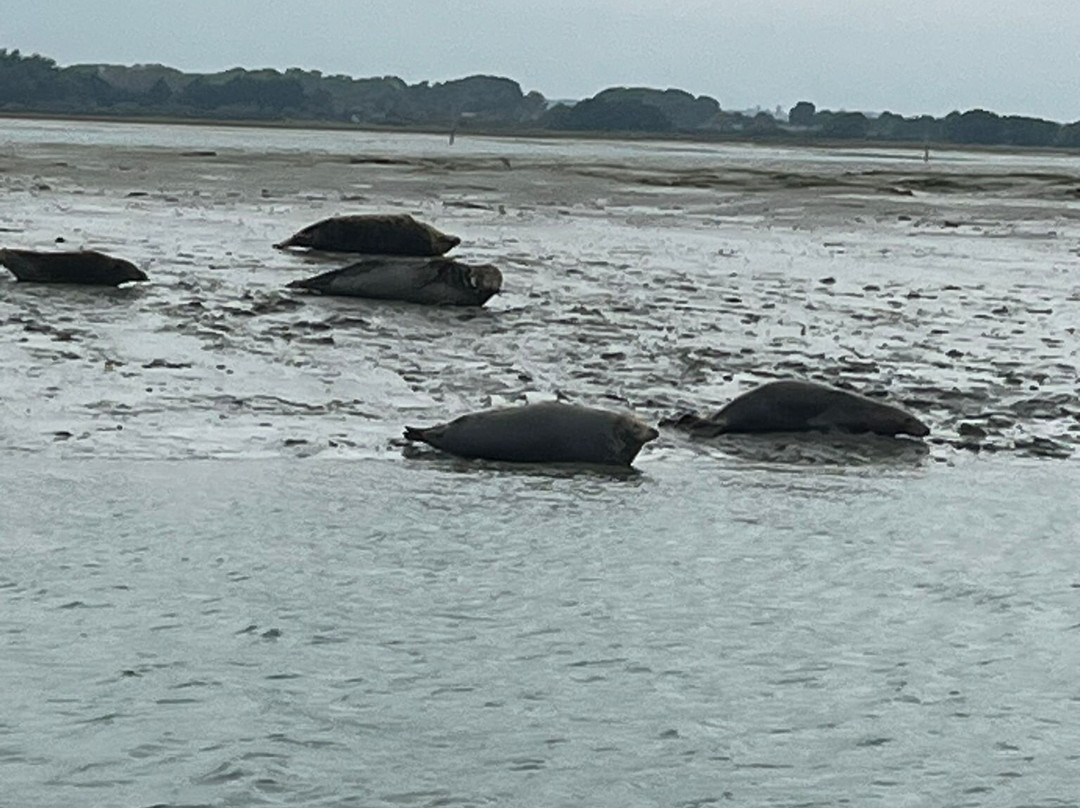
{"left": 1, "top": 119, "right": 1079, "bottom": 806}
{"left": 3, "top": 456, "right": 1080, "bottom": 808}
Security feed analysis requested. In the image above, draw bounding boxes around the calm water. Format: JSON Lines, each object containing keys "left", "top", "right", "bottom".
{"left": 1, "top": 119, "right": 1079, "bottom": 806}
{"left": 3, "top": 456, "right": 1080, "bottom": 808}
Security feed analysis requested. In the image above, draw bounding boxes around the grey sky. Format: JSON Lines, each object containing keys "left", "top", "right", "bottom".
{"left": 6, "top": 0, "right": 1079, "bottom": 121}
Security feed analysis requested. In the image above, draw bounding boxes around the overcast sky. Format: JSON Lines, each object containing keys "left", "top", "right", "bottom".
{"left": 5, "top": 0, "right": 1078, "bottom": 121}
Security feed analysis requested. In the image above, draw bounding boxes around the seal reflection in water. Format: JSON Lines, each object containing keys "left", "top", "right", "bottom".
{"left": 0, "top": 249, "right": 148, "bottom": 286}
{"left": 288, "top": 257, "right": 502, "bottom": 307}
{"left": 404, "top": 402, "right": 660, "bottom": 467}
{"left": 670, "top": 380, "right": 929, "bottom": 438}
{"left": 274, "top": 213, "right": 460, "bottom": 256}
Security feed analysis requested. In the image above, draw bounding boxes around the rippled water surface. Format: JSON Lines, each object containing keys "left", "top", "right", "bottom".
{"left": 2, "top": 119, "right": 1079, "bottom": 806}
{"left": 4, "top": 457, "right": 1080, "bottom": 808}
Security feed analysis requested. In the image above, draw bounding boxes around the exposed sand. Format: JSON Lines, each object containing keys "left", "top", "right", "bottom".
{"left": 0, "top": 119, "right": 1077, "bottom": 461}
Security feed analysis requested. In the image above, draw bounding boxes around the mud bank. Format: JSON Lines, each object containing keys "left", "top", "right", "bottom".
{"left": 0, "top": 118, "right": 1077, "bottom": 462}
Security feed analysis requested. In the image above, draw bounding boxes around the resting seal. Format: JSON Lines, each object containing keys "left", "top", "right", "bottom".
{"left": 669, "top": 380, "right": 929, "bottom": 438}
{"left": 0, "top": 249, "right": 147, "bottom": 286}
{"left": 274, "top": 213, "right": 460, "bottom": 256}
{"left": 288, "top": 257, "right": 502, "bottom": 306}
{"left": 404, "top": 402, "right": 660, "bottom": 466}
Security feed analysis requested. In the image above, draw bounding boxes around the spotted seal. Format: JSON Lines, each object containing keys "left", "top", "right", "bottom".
{"left": 404, "top": 401, "right": 660, "bottom": 466}
{"left": 0, "top": 249, "right": 147, "bottom": 286}
{"left": 274, "top": 213, "right": 460, "bottom": 256}
{"left": 288, "top": 256, "right": 501, "bottom": 306}
{"left": 669, "top": 380, "right": 929, "bottom": 438}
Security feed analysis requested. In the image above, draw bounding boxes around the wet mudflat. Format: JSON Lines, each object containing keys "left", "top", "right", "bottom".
{"left": 1, "top": 119, "right": 1078, "bottom": 461}
{"left": 1, "top": 119, "right": 1079, "bottom": 807}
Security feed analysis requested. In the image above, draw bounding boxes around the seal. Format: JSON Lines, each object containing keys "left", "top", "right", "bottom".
{"left": 287, "top": 257, "right": 502, "bottom": 306}
{"left": 274, "top": 213, "right": 460, "bottom": 256}
{"left": 404, "top": 401, "right": 660, "bottom": 466}
{"left": 669, "top": 380, "right": 929, "bottom": 438}
{"left": 0, "top": 248, "right": 147, "bottom": 286}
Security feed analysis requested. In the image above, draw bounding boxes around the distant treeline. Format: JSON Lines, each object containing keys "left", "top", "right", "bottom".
{"left": 3, "top": 48, "right": 1079, "bottom": 147}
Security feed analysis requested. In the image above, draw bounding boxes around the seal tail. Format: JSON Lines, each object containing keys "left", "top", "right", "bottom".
{"left": 286, "top": 268, "right": 337, "bottom": 293}
{"left": 403, "top": 426, "right": 428, "bottom": 443}
{"left": 660, "top": 411, "right": 729, "bottom": 437}
{"left": 659, "top": 412, "right": 705, "bottom": 430}
{"left": 0, "top": 249, "right": 33, "bottom": 280}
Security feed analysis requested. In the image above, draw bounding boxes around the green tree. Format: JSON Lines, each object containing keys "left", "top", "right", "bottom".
{"left": 1000, "top": 115, "right": 1060, "bottom": 146}
{"left": 943, "top": 109, "right": 1004, "bottom": 144}
{"left": 546, "top": 95, "right": 673, "bottom": 132}
{"left": 1055, "top": 121, "right": 1080, "bottom": 147}
{"left": 818, "top": 111, "right": 869, "bottom": 139}
{"left": 180, "top": 73, "right": 305, "bottom": 115}
{"left": 788, "top": 100, "right": 816, "bottom": 127}
{"left": 0, "top": 49, "right": 62, "bottom": 105}
{"left": 588, "top": 87, "right": 719, "bottom": 130}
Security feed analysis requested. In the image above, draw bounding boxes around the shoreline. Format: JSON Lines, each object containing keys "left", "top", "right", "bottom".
{"left": 3, "top": 110, "right": 1078, "bottom": 158}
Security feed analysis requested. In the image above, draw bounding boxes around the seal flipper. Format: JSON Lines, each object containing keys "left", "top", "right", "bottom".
{"left": 403, "top": 425, "right": 429, "bottom": 443}
{"left": 687, "top": 417, "right": 730, "bottom": 438}
{"left": 287, "top": 268, "right": 339, "bottom": 293}
{"left": 404, "top": 423, "right": 451, "bottom": 445}
{"left": 661, "top": 411, "right": 729, "bottom": 437}
{"left": 0, "top": 248, "right": 34, "bottom": 280}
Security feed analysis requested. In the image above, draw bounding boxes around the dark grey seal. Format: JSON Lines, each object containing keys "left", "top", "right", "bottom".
{"left": 274, "top": 213, "right": 460, "bottom": 256}
{"left": 404, "top": 402, "right": 660, "bottom": 467}
{"left": 287, "top": 257, "right": 502, "bottom": 306}
{"left": 669, "top": 380, "right": 929, "bottom": 438}
{"left": 0, "top": 249, "right": 147, "bottom": 286}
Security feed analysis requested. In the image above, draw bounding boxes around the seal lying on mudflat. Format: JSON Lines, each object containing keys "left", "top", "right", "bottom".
{"left": 404, "top": 401, "right": 660, "bottom": 467}
{"left": 274, "top": 213, "right": 460, "bottom": 256}
{"left": 0, "top": 249, "right": 147, "bottom": 286}
{"left": 668, "top": 380, "right": 929, "bottom": 438}
{"left": 287, "top": 257, "right": 502, "bottom": 306}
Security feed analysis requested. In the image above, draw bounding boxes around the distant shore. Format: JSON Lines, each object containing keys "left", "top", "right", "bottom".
{"left": 5, "top": 48, "right": 1079, "bottom": 152}
{"left": 4, "top": 110, "right": 1076, "bottom": 158}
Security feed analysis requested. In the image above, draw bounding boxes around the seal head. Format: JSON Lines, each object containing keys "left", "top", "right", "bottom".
{"left": 608, "top": 412, "right": 662, "bottom": 466}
